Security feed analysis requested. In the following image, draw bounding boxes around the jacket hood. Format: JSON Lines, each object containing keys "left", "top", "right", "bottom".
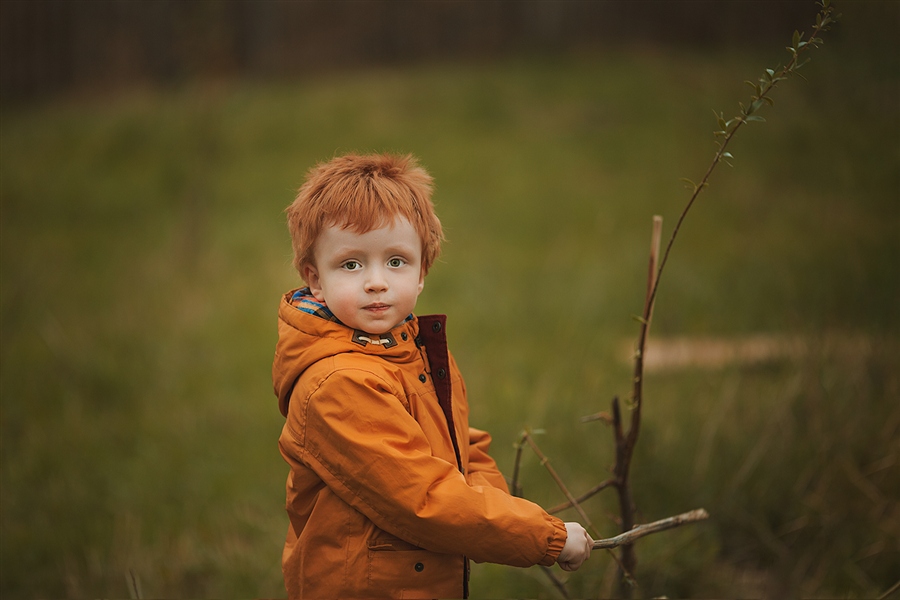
{"left": 272, "top": 288, "right": 423, "bottom": 417}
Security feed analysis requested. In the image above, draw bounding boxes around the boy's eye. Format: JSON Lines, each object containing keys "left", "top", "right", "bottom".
{"left": 342, "top": 261, "right": 361, "bottom": 270}
{"left": 388, "top": 258, "right": 404, "bottom": 268}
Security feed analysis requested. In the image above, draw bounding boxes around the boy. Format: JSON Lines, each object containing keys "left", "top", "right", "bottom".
{"left": 273, "top": 153, "right": 592, "bottom": 598}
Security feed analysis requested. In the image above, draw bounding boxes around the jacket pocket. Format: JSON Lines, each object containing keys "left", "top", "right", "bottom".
{"left": 366, "top": 536, "right": 463, "bottom": 599}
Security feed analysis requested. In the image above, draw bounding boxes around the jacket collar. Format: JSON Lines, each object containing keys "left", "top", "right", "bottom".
{"left": 274, "top": 288, "right": 431, "bottom": 416}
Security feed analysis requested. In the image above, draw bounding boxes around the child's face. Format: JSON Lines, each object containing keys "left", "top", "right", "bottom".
{"left": 303, "top": 217, "right": 425, "bottom": 334}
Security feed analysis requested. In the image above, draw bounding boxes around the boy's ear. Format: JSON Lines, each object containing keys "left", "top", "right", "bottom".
{"left": 302, "top": 264, "right": 325, "bottom": 301}
{"left": 417, "top": 268, "right": 425, "bottom": 295}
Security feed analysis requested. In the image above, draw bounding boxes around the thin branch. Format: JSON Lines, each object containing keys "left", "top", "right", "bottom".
{"left": 510, "top": 431, "right": 526, "bottom": 497}
{"left": 580, "top": 410, "right": 612, "bottom": 424}
{"left": 877, "top": 579, "right": 900, "bottom": 600}
{"left": 547, "top": 478, "right": 618, "bottom": 515}
{"left": 127, "top": 569, "right": 142, "bottom": 600}
{"left": 539, "top": 565, "right": 570, "bottom": 599}
{"left": 592, "top": 509, "right": 710, "bottom": 550}
{"left": 525, "top": 424, "right": 637, "bottom": 586}
{"left": 522, "top": 432, "right": 599, "bottom": 538}
{"left": 603, "top": 545, "right": 635, "bottom": 589}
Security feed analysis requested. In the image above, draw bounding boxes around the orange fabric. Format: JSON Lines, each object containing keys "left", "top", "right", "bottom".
{"left": 273, "top": 289, "right": 567, "bottom": 599}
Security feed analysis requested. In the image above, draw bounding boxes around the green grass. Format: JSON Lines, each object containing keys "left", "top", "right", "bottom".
{"left": 2, "top": 23, "right": 898, "bottom": 599}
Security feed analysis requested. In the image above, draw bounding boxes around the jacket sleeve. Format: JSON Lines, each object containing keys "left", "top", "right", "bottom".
{"left": 281, "top": 365, "right": 567, "bottom": 568}
{"left": 467, "top": 427, "right": 512, "bottom": 493}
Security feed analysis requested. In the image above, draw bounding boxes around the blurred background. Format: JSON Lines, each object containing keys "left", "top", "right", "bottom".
{"left": 1, "top": 1, "right": 897, "bottom": 597}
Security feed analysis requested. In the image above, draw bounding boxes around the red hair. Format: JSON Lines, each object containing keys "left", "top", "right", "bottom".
{"left": 286, "top": 153, "right": 443, "bottom": 278}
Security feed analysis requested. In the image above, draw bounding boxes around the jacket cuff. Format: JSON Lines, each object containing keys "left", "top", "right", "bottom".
{"left": 538, "top": 516, "right": 568, "bottom": 567}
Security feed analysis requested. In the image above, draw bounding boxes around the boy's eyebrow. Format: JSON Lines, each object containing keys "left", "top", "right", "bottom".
{"left": 331, "top": 241, "right": 420, "bottom": 256}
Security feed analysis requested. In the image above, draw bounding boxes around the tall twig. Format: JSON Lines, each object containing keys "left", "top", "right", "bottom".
{"left": 613, "top": 216, "right": 663, "bottom": 596}
{"left": 511, "top": 5, "right": 837, "bottom": 597}
{"left": 610, "top": 3, "right": 836, "bottom": 595}
{"left": 646, "top": 1, "right": 838, "bottom": 334}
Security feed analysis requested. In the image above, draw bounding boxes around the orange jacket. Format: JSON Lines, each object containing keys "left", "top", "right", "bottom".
{"left": 273, "top": 289, "right": 567, "bottom": 598}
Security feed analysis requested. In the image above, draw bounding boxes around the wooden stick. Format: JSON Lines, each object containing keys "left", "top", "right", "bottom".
{"left": 592, "top": 509, "right": 709, "bottom": 550}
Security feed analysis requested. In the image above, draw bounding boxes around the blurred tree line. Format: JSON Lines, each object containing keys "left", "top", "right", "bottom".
{"left": 1, "top": 0, "right": 831, "bottom": 105}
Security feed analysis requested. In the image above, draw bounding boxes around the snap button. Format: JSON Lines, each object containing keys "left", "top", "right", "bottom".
{"left": 432, "top": 322, "right": 442, "bottom": 333}
{"left": 437, "top": 368, "right": 446, "bottom": 379}
{"left": 401, "top": 332, "right": 408, "bottom": 341}
{"left": 419, "top": 374, "right": 427, "bottom": 383}
{"left": 414, "top": 562, "right": 425, "bottom": 572}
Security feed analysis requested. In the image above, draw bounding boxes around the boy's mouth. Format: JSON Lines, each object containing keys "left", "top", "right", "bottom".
{"left": 363, "top": 303, "right": 390, "bottom": 312}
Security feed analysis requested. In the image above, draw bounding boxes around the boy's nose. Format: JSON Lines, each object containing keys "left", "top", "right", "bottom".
{"left": 365, "top": 267, "right": 388, "bottom": 292}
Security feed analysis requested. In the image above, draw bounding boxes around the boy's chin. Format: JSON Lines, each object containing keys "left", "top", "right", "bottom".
{"left": 343, "top": 318, "right": 395, "bottom": 336}
{"left": 358, "top": 324, "right": 395, "bottom": 336}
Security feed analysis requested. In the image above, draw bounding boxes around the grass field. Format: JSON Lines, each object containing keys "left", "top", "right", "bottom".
{"left": 2, "top": 9, "right": 898, "bottom": 598}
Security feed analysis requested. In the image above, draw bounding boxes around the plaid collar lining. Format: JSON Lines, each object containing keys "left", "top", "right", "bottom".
{"left": 290, "top": 287, "right": 340, "bottom": 323}
{"left": 289, "top": 287, "right": 414, "bottom": 328}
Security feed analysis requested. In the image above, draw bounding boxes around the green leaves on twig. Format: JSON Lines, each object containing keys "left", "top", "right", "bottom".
{"left": 711, "top": 0, "right": 839, "bottom": 165}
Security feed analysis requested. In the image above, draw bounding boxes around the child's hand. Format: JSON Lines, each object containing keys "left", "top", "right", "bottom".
{"left": 557, "top": 522, "right": 593, "bottom": 571}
